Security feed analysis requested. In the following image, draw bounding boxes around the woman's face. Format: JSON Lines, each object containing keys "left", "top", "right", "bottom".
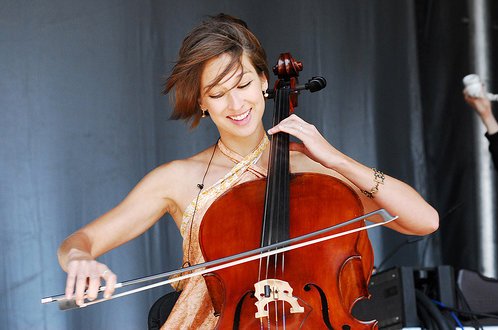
{"left": 199, "top": 53, "right": 268, "bottom": 141}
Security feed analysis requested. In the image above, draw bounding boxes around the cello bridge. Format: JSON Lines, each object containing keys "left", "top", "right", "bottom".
{"left": 253, "top": 279, "right": 304, "bottom": 318}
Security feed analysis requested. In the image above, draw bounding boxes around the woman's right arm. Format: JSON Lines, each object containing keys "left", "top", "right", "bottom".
{"left": 57, "top": 162, "right": 185, "bottom": 305}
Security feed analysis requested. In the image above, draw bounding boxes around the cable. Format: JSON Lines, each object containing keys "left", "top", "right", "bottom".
{"left": 418, "top": 299, "right": 438, "bottom": 330}
{"left": 415, "top": 289, "right": 454, "bottom": 330}
{"left": 456, "top": 286, "right": 484, "bottom": 330}
{"left": 435, "top": 304, "right": 498, "bottom": 320}
{"left": 184, "top": 139, "right": 218, "bottom": 267}
{"left": 431, "top": 299, "right": 465, "bottom": 329}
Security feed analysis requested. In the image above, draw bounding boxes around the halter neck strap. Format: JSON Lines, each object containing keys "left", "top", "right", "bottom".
{"left": 217, "top": 135, "right": 269, "bottom": 177}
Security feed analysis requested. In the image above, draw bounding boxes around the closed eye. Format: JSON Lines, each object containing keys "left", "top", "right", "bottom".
{"left": 209, "top": 93, "right": 224, "bottom": 99}
{"left": 209, "top": 80, "right": 252, "bottom": 98}
{"left": 238, "top": 81, "right": 252, "bottom": 89}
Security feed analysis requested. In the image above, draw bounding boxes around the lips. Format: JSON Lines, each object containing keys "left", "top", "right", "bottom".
{"left": 228, "top": 109, "right": 251, "bottom": 121}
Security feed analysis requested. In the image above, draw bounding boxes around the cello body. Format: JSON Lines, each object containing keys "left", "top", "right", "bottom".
{"left": 200, "top": 173, "right": 377, "bottom": 329}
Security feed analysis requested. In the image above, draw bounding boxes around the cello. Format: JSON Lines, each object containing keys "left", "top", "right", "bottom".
{"left": 199, "top": 53, "right": 378, "bottom": 329}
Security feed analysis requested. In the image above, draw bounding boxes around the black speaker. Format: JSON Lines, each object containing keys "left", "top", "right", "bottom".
{"left": 352, "top": 267, "right": 419, "bottom": 329}
{"left": 352, "top": 266, "right": 456, "bottom": 329}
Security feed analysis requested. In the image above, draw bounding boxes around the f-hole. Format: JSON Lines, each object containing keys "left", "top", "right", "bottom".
{"left": 232, "top": 291, "right": 254, "bottom": 330}
{"left": 304, "top": 283, "right": 335, "bottom": 330}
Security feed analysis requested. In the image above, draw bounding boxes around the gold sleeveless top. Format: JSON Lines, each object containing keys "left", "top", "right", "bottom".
{"left": 161, "top": 136, "right": 269, "bottom": 329}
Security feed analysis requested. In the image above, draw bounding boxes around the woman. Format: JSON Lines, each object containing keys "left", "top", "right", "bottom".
{"left": 58, "top": 14, "right": 439, "bottom": 329}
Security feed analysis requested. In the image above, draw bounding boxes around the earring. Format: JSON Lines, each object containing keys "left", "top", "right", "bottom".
{"left": 262, "top": 90, "right": 269, "bottom": 98}
{"left": 201, "top": 109, "right": 208, "bottom": 118}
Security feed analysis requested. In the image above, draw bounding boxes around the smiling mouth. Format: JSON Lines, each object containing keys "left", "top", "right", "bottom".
{"left": 228, "top": 109, "right": 251, "bottom": 121}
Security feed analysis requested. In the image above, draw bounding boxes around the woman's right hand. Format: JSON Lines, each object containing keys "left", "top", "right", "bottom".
{"left": 463, "top": 87, "right": 498, "bottom": 134}
{"left": 463, "top": 86, "right": 493, "bottom": 118}
{"left": 65, "top": 255, "right": 117, "bottom": 306}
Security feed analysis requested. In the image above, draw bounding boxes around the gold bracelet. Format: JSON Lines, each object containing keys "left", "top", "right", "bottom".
{"left": 361, "top": 168, "right": 385, "bottom": 199}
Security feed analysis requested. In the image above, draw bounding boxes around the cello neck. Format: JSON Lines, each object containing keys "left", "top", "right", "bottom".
{"left": 260, "top": 86, "right": 292, "bottom": 247}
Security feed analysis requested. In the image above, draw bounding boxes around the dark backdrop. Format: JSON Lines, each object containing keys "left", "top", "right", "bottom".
{"left": 1, "top": 1, "right": 495, "bottom": 329}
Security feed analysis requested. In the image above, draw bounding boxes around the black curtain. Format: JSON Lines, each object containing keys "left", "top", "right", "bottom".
{"left": 1, "top": 0, "right": 491, "bottom": 329}
{"left": 416, "top": 0, "right": 498, "bottom": 273}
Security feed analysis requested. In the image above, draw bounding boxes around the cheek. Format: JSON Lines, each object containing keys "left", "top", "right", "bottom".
{"left": 205, "top": 99, "right": 228, "bottom": 114}
{"left": 249, "top": 85, "right": 264, "bottom": 100}
{"left": 254, "top": 89, "right": 266, "bottom": 104}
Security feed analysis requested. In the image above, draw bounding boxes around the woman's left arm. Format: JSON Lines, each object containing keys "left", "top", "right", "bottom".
{"left": 268, "top": 114, "right": 439, "bottom": 236}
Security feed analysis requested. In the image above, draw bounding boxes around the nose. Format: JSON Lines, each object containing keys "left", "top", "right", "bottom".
{"left": 227, "top": 89, "right": 244, "bottom": 111}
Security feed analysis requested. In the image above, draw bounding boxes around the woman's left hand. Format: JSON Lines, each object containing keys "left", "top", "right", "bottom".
{"left": 267, "top": 114, "right": 342, "bottom": 169}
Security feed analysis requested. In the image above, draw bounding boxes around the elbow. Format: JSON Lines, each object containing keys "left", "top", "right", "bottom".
{"left": 400, "top": 207, "right": 439, "bottom": 236}
{"left": 432, "top": 212, "right": 440, "bottom": 232}
{"left": 426, "top": 208, "right": 440, "bottom": 234}
{"left": 417, "top": 207, "right": 440, "bottom": 236}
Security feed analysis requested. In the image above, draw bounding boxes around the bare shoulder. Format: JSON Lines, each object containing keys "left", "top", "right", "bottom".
{"left": 146, "top": 146, "right": 217, "bottom": 218}
{"left": 149, "top": 147, "right": 214, "bottom": 191}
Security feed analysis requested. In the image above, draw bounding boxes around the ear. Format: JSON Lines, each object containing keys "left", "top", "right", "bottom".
{"left": 260, "top": 75, "right": 268, "bottom": 93}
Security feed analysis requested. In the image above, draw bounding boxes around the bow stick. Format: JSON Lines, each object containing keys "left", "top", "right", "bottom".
{"left": 41, "top": 208, "right": 397, "bottom": 310}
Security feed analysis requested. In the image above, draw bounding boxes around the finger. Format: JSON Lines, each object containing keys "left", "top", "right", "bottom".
{"left": 74, "top": 273, "right": 89, "bottom": 306}
{"left": 65, "top": 272, "right": 77, "bottom": 300}
{"left": 267, "top": 120, "right": 290, "bottom": 134}
{"left": 86, "top": 272, "right": 101, "bottom": 301}
{"left": 268, "top": 122, "right": 305, "bottom": 136}
{"left": 102, "top": 269, "right": 117, "bottom": 299}
{"left": 267, "top": 114, "right": 301, "bottom": 132}
{"left": 267, "top": 126, "right": 283, "bottom": 135}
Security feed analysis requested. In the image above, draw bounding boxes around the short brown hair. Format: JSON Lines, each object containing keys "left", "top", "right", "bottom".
{"left": 164, "top": 13, "right": 269, "bottom": 128}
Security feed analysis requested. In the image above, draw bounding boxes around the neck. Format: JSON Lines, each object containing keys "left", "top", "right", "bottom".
{"left": 219, "top": 126, "right": 267, "bottom": 157}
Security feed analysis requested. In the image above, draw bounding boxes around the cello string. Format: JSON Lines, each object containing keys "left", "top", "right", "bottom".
{"left": 273, "top": 253, "right": 279, "bottom": 328}
{"left": 279, "top": 86, "right": 292, "bottom": 328}
{"left": 275, "top": 86, "right": 290, "bottom": 329}
{"left": 270, "top": 88, "right": 285, "bottom": 329}
{"left": 281, "top": 253, "right": 286, "bottom": 329}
